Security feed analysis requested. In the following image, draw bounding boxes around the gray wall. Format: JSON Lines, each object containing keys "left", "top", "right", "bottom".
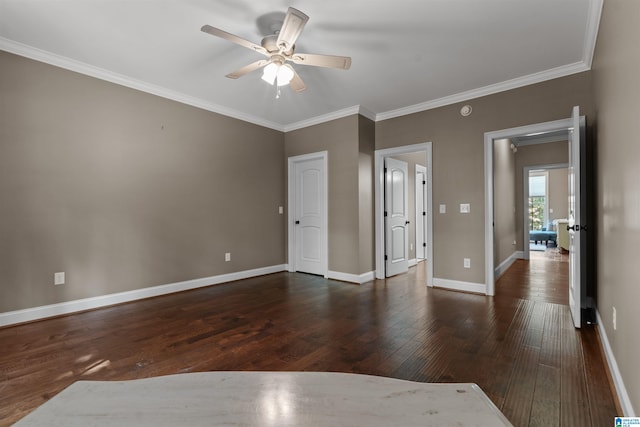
{"left": 592, "top": 0, "right": 640, "bottom": 414}
{"left": 493, "top": 139, "right": 517, "bottom": 268}
{"left": 284, "top": 114, "right": 375, "bottom": 276}
{"left": 547, "top": 168, "right": 569, "bottom": 223}
{"left": 358, "top": 116, "right": 376, "bottom": 274}
{"left": 0, "top": 51, "right": 286, "bottom": 312}
{"left": 376, "top": 72, "right": 595, "bottom": 284}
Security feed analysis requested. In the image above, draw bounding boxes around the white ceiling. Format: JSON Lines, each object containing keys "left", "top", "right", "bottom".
{"left": 0, "top": 0, "right": 602, "bottom": 131}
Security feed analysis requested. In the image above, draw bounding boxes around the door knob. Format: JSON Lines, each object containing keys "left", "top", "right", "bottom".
{"left": 405, "top": 220, "right": 410, "bottom": 225}
{"left": 295, "top": 220, "right": 300, "bottom": 225}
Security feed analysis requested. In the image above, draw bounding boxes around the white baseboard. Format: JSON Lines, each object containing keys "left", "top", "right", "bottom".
{"left": 596, "top": 310, "right": 636, "bottom": 416}
{"left": 432, "top": 278, "right": 487, "bottom": 294}
{"left": 327, "top": 270, "right": 375, "bottom": 284}
{"left": 408, "top": 258, "right": 417, "bottom": 267}
{"left": 494, "top": 251, "right": 525, "bottom": 279}
{"left": 0, "top": 264, "right": 287, "bottom": 328}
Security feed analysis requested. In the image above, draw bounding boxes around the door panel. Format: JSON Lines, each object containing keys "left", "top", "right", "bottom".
{"left": 385, "top": 158, "right": 409, "bottom": 277}
{"left": 568, "top": 105, "right": 586, "bottom": 328}
{"left": 294, "top": 158, "right": 325, "bottom": 276}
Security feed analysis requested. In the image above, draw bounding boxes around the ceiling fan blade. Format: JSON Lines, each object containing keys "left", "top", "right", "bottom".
{"left": 291, "top": 53, "right": 352, "bottom": 70}
{"left": 201, "top": 25, "right": 267, "bottom": 55}
{"left": 285, "top": 65, "right": 306, "bottom": 93}
{"left": 276, "top": 7, "right": 309, "bottom": 52}
{"left": 226, "top": 59, "right": 271, "bottom": 79}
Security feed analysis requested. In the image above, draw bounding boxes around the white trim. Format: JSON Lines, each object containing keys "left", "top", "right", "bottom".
{"left": 484, "top": 118, "right": 573, "bottom": 296}
{"left": 287, "top": 151, "right": 329, "bottom": 278}
{"left": 327, "top": 270, "right": 375, "bottom": 284}
{"left": 432, "top": 278, "right": 486, "bottom": 294}
{"left": 283, "top": 106, "right": 360, "bottom": 132}
{"left": 415, "top": 164, "right": 428, "bottom": 260}
{"left": 596, "top": 310, "right": 636, "bottom": 416}
{"left": 358, "top": 106, "right": 377, "bottom": 122}
{"left": 375, "top": 143, "right": 433, "bottom": 289}
{"left": 0, "top": 264, "right": 287, "bottom": 328}
{"left": 408, "top": 258, "right": 417, "bottom": 268}
{"left": 0, "top": 37, "right": 285, "bottom": 132}
{"left": 376, "top": 62, "right": 589, "bottom": 122}
{"left": 494, "top": 251, "right": 523, "bottom": 280}
{"left": 583, "top": 0, "right": 603, "bottom": 68}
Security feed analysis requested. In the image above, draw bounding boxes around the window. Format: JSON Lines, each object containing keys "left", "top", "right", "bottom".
{"left": 529, "top": 172, "right": 548, "bottom": 230}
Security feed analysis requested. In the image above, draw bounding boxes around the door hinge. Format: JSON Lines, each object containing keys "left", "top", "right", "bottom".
{"left": 422, "top": 180, "right": 426, "bottom": 185}
{"left": 422, "top": 211, "right": 426, "bottom": 216}
{"left": 423, "top": 243, "right": 426, "bottom": 247}
{"left": 384, "top": 255, "right": 388, "bottom": 261}
{"left": 384, "top": 211, "right": 388, "bottom": 217}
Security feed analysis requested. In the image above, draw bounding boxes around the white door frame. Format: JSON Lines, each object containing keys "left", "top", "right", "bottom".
{"left": 484, "top": 119, "right": 571, "bottom": 296}
{"left": 523, "top": 163, "right": 568, "bottom": 260}
{"left": 416, "top": 164, "right": 427, "bottom": 260}
{"left": 375, "top": 143, "right": 433, "bottom": 286}
{"left": 287, "top": 151, "right": 328, "bottom": 277}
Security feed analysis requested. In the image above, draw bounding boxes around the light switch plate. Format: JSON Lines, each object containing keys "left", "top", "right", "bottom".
{"left": 439, "top": 204, "right": 446, "bottom": 214}
{"left": 54, "top": 272, "right": 65, "bottom": 285}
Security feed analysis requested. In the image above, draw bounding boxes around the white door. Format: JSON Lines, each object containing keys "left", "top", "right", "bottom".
{"left": 416, "top": 165, "right": 427, "bottom": 260}
{"left": 568, "top": 105, "right": 585, "bottom": 328}
{"left": 385, "top": 158, "right": 409, "bottom": 277}
{"left": 292, "top": 156, "right": 326, "bottom": 276}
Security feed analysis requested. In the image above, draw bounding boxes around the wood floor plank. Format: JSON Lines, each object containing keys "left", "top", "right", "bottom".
{"left": 0, "top": 255, "right": 619, "bottom": 426}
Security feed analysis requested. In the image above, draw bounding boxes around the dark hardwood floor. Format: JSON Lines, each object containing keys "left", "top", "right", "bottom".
{"left": 0, "top": 254, "right": 618, "bottom": 426}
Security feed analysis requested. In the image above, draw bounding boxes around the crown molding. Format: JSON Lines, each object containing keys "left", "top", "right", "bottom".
{"left": 375, "top": 61, "right": 590, "bottom": 122}
{"left": 1, "top": 0, "right": 601, "bottom": 132}
{"left": 283, "top": 105, "right": 361, "bottom": 132}
{"left": 583, "top": 0, "right": 603, "bottom": 68}
{"left": 0, "top": 37, "right": 285, "bottom": 132}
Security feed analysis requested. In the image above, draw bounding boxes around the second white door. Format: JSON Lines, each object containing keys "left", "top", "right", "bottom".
{"left": 292, "top": 155, "right": 326, "bottom": 276}
{"left": 385, "top": 157, "right": 409, "bottom": 277}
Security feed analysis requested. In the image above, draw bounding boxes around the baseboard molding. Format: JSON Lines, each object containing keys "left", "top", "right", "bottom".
{"left": 432, "top": 278, "right": 487, "bottom": 294}
{"left": 327, "top": 270, "right": 375, "bottom": 284}
{"left": 0, "top": 264, "right": 287, "bottom": 328}
{"left": 596, "top": 310, "right": 636, "bottom": 416}
{"left": 494, "top": 251, "right": 525, "bottom": 279}
{"left": 408, "top": 258, "right": 417, "bottom": 268}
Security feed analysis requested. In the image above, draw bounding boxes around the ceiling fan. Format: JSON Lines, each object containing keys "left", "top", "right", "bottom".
{"left": 201, "top": 7, "right": 351, "bottom": 94}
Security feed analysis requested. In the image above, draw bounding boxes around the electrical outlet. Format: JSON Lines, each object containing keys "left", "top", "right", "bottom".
{"left": 463, "top": 258, "right": 471, "bottom": 269}
{"left": 225, "top": 253, "right": 231, "bottom": 262}
{"left": 613, "top": 307, "right": 617, "bottom": 330}
{"left": 278, "top": 206, "right": 283, "bottom": 214}
{"left": 54, "top": 272, "right": 65, "bottom": 286}
{"left": 460, "top": 203, "right": 470, "bottom": 213}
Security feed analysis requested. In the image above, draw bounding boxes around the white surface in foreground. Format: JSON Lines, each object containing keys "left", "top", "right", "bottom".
{"left": 15, "top": 371, "right": 513, "bottom": 426}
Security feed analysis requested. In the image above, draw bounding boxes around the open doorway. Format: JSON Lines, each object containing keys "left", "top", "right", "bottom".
{"left": 374, "top": 143, "right": 433, "bottom": 286}
{"left": 485, "top": 107, "right": 590, "bottom": 329}
{"left": 525, "top": 165, "right": 569, "bottom": 259}
{"left": 484, "top": 118, "right": 573, "bottom": 296}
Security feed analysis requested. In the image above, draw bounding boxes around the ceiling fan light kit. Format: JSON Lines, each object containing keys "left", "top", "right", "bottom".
{"left": 201, "top": 7, "right": 351, "bottom": 95}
